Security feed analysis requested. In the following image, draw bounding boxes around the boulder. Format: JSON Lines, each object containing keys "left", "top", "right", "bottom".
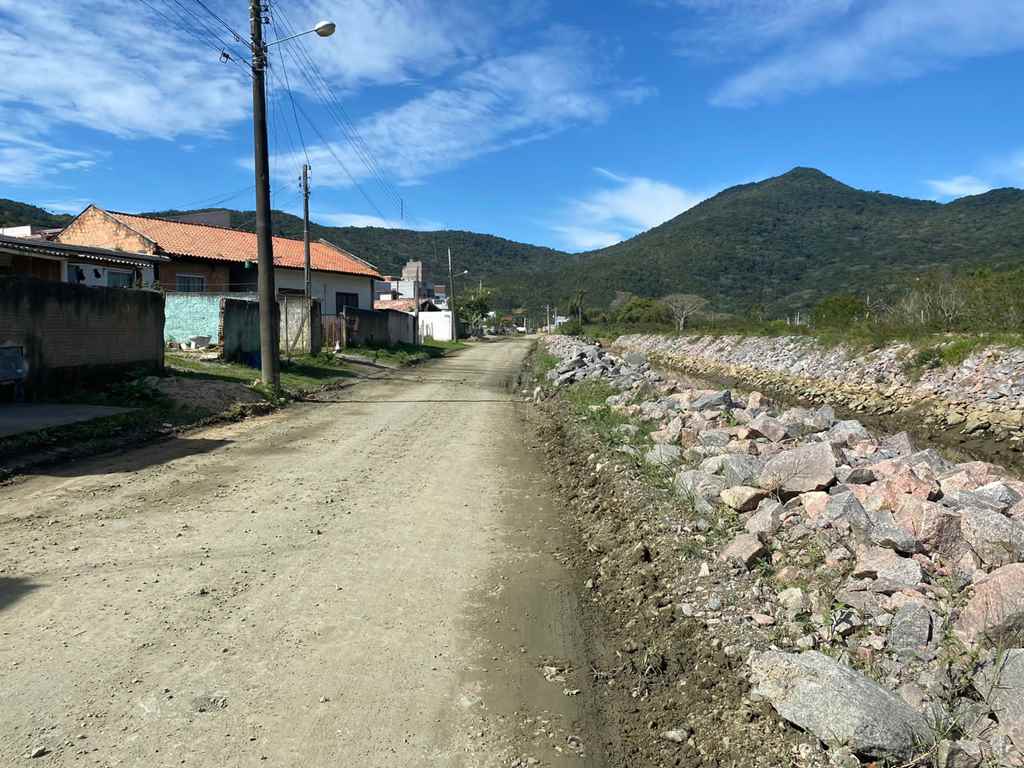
{"left": 758, "top": 442, "right": 837, "bottom": 495}
{"left": 719, "top": 533, "right": 767, "bottom": 568}
{"left": 881, "top": 431, "right": 915, "bottom": 457}
{"left": 779, "top": 406, "right": 833, "bottom": 436}
{"left": 697, "top": 429, "right": 732, "bottom": 448}
{"left": 955, "top": 564, "right": 1024, "bottom": 644}
{"left": 691, "top": 390, "right": 733, "bottom": 411}
{"left": 675, "top": 469, "right": 728, "bottom": 502}
{"left": 960, "top": 507, "right": 1024, "bottom": 567}
{"left": 893, "top": 497, "right": 962, "bottom": 556}
{"left": 777, "top": 586, "right": 807, "bottom": 619}
{"left": 645, "top": 444, "right": 681, "bottom": 467}
{"left": 701, "top": 454, "right": 765, "bottom": 486}
{"left": 940, "top": 461, "right": 1007, "bottom": 494}
{"left": 747, "top": 414, "right": 788, "bottom": 442}
{"left": 828, "top": 420, "right": 872, "bottom": 447}
{"left": 975, "top": 481, "right": 1024, "bottom": 512}
{"left": 935, "top": 740, "right": 983, "bottom": 768}
{"left": 721, "top": 485, "right": 768, "bottom": 513}
{"left": 746, "top": 498, "right": 783, "bottom": 538}
{"left": 852, "top": 547, "right": 922, "bottom": 587}
{"left": 650, "top": 416, "right": 685, "bottom": 444}
{"left": 748, "top": 651, "right": 930, "bottom": 760}
{"left": 974, "top": 649, "right": 1024, "bottom": 753}
{"left": 888, "top": 604, "right": 933, "bottom": 655}
{"left": 820, "top": 492, "right": 917, "bottom": 553}
{"left": 799, "top": 491, "right": 831, "bottom": 522}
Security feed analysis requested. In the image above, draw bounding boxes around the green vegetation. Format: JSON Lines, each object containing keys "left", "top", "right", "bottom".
{"left": 167, "top": 351, "right": 359, "bottom": 395}
{"left": 344, "top": 339, "right": 466, "bottom": 366}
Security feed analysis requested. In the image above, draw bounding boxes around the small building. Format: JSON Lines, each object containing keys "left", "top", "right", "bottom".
{"left": 57, "top": 205, "right": 381, "bottom": 314}
{"left": 0, "top": 234, "right": 167, "bottom": 287}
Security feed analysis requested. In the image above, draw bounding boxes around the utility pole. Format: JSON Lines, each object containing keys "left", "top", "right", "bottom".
{"left": 413, "top": 263, "right": 420, "bottom": 346}
{"left": 250, "top": 0, "right": 279, "bottom": 390}
{"left": 302, "top": 163, "right": 311, "bottom": 298}
{"left": 447, "top": 247, "right": 456, "bottom": 339}
{"left": 546, "top": 304, "right": 550, "bottom": 333}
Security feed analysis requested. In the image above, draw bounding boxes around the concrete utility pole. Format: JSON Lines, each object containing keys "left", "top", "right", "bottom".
{"left": 302, "top": 163, "right": 311, "bottom": 299}
{"left": 250, "top": 0, "right": 279, "bottom": 390}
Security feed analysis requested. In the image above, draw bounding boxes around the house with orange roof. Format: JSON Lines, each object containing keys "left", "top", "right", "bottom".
{"left": 56, "top": 206, "right": 381, "bottom": 316}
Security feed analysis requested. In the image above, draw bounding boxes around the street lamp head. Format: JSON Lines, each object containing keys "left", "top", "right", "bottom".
{"left": 314, "top": 20, "right": 336, "bottom": 37}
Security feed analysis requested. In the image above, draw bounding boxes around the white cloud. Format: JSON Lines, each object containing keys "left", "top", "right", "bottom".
{"left": 924, "top": 148, "right": 1024, "bottom": 199}
{"left": 0, "top": 120, "right": 96, "bottom": 185}
{"left": 552, "top": 168, "right": 709, "bottom": 251}
{"left": 268, "top": 30, "right": 647, "bottom": 189}
{"left": 314, "top": 211, "right": 440, "bottom": 230}
{"left": 925, "top": 175, "right": 993, "bottom": 199}
{"left": 664, "top": 0, "right": 1024, "bottom": 107}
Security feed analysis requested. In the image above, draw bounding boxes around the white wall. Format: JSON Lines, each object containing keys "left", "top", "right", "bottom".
{"left": 418, "top": 311, "right": 455, "bottom": 342}
{"left": 273, "top": 268, "right": 373, "bottom": 315}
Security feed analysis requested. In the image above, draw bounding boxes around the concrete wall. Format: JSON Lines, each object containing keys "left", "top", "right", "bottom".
{"left": 386, "top": 310, "right": 415, "bottom": 345}
{"left": 164, "top": 293, "right": 226, "bottom": 344}
{"left": 157, "top": 260, "right": 231, "bottom": 292}
{"left": 220, "top": 298, "right": 260, "bottom": 367}
{"left": 418, "top": 311, "right": 455, "bottom": 342}
{"left": 275, "top": 269, "right": 373, "bottom": 316}
{"left": 0, "top": 276, "right": 164, "bottom": 395}
{"left": 280, "top": 296, "right": 322, "bottom": 356}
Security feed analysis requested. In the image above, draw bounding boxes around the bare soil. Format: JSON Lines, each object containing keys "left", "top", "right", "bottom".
{"left": 0, "top": 339, "right": 616, "bottom": 767}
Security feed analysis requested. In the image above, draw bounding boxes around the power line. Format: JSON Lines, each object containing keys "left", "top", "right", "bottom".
{"left": 136, "top": 0, "right": 252, "bottom": 75}
{"left": 270, "top": 3, "right": 407, "bottom": 218}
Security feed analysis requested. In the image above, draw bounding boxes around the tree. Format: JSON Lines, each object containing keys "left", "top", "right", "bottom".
{"left": 567, "top": 289, "right": 586, "bottom": 325}
{"left": 811, "top": 294, "right": 867, "bottom": 328}
{"left": 662, "top": 294, "right": 709, "bottom": 331}
{"left": 457, "top": 287, "right": 493, "bottom": 333}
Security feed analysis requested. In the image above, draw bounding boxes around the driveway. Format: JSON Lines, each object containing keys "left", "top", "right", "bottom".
{"left": 0, "top": 339, "right": 605, "bottom": 766}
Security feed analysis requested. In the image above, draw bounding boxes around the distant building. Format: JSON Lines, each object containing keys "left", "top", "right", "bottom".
{"left": 0, "top": 233, "right": 167, "bottom": 287}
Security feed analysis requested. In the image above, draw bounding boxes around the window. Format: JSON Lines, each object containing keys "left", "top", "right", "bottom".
{"left": 336, "top": 292, "right": 359, "bottom": 312}
{"left": 175, "top": 274, "right": 206, "bottom": 292}
{"left": 107, "top": 269, "right": 134, "bottom": 288}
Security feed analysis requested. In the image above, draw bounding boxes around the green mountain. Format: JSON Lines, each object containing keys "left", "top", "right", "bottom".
{"left": 8, "top": 167, "right": 1024, "bottom": 316}
{"left": 145, "top": 207, "right": 573, "bottom": 298}
{"left": 525, "top": 168, "right": 1024, "bottom": 314}
{"left": 0, "top": 199, "right": 73, "bottom": 230}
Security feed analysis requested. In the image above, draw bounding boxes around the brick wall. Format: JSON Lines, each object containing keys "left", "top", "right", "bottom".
{"left": 0, "top": 277, "right": 164, "bottom": 395}
{"left": 156, "top": 260, "right": 231, "bottom": 292}
{"left": 57, "top": 206, "right": 155, "bottom": 254}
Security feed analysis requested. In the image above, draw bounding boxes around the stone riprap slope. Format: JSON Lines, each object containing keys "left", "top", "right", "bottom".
{"left": 542, "top": 335, "right": 1024, "bottom": 767}
{"left": 614, "top": 333, "right": 1024, "bottom": 445}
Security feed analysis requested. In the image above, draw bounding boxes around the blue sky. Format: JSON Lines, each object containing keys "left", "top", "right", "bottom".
{"left": 2, "top": 0, "right": 1024, "bottom": 252}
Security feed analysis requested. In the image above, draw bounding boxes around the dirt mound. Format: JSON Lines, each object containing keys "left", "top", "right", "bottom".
{"left": 153, "top": 376, "right": 265, "bottom": 414}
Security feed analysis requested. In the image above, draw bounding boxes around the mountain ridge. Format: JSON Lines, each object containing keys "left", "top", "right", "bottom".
{"left": 5, "top": 166, "right": 1024, "bottom": 314}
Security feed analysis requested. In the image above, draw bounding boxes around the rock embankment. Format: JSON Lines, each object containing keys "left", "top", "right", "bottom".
{"left": 542, "top": 335, "right": 1024, "bottom": 767}
{"left": 614, "top": 333, "right": 1024, "bottom": 448}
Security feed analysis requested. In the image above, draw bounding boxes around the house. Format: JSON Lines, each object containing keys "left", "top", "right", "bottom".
{"left": 372, "top": 260, "right": 441, "bottom": 304}
{"left": 372, "top": 297, "right": 442, "bottom": 313}
{"left": 0, "top": 234, "right": 168, "bottom": 287}
{"left": 56, "top": 205, "right": 381, "bottom": 314}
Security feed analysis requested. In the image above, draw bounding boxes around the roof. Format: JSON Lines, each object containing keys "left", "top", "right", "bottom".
{"left": 374, "top": 298, "right": 441, "bottom": 313}
{"left": 0, "top": 234, "right": 170, "bottom": 267}
{"left": 103, "top": 210, "right": 381, "bottom": 279}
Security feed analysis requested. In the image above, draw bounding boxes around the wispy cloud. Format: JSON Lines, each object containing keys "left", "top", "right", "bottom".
{"left": 925, "top": 175, "right": 993, "bottom": 199}
{"left": 0, "top": 117, "right": 96, "bottom": 185}
{"left": 663, "top": 0, "right": 1024, "bottom": 107}
{"left": 268, "top": 29, "right": 649, "bottom": 189}
{"left": 924, "top": 148, "right": 1024, "bottom": 199}
{"left": 314, "top": 211, "right": 441, "bottom": 230}
{"left": 552, "top": 168, "right": 709, "bottom": 251}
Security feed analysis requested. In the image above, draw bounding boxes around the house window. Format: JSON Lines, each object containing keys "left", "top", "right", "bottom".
{"left": 336, "top": 292, "right": 359, "bottom": 312}
{"left": 107, "top": 269, "right": 134, "bottom": 288}
{"left": 175, "top": 274, "right": 206, "bottom": 292}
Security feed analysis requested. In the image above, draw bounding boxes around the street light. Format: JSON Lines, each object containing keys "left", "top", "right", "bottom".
{"left": 248, "top": 4, "right": 335, "bottom": 391}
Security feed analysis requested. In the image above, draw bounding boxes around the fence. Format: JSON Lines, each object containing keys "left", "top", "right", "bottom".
{"left": 418, "top": 310, "right": 455, "bottom": 342}
{"left": 323, "top": 307, "right": 415, "bottom": 348}
{"left": 0, "top": 276, "right": 164, "bottom": 395}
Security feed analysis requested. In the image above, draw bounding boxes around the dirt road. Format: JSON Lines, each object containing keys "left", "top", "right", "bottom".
{"left": 0, "top": 340, "right": 606, "bottom": 767}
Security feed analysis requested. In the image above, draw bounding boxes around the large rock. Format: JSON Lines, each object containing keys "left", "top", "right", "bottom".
{"left": 718, "top": 533, "right": 767, "bottom": 568}
{"left": 748, "top": 651, "right": 930, "bottom": 760}
{"left": 820, "top": 492, "right": 917, "bottom": 553}
{"left": 828, "top": 420, "right": 872, "bottom": 447}
{"left": 747, "top": 414, "right": 788, "bottom": 442}
{"left": 888, "top": 604, "right": 933, "bottom": 655}
{"left": 700, "top": 454, "right": 765, "bottom": 486}
{"left": 960, "top": 507, "right": 1024, "bottom": 567}
{"left": 645, "top": 444, "right": 681, "bottom": 467}
{"left": 720, "top": 485, "right": 767, "bottom": 513}
{"left": 779, "top": 406, "right": 833, "bottom": 437}
{"left": 746, "top": 498, "right": 783, "bottom": 537}
{"left": 691, "top": 390, "right": 733, "bottom": 411}
{"left": 675, "top": 469, "right": 727, "bottom": 502}
{"left": 974, "top": 649, "right": 1024, "bottom": 753}
{"left": 956, "top": 564, "right": 1024, "bottom": 644}
{"left": 852, "top": 547, "right": 922, "bottom": 587}
{"left": 893, "top": 497, "right": 962, "bottom": 556}
{"left": 758, "top": 442, "right": 837, "bottom": 495}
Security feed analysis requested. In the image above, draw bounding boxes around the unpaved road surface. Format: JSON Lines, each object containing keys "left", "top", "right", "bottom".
{"left": 0, "top": 340, "right": 607, "bottom": 767}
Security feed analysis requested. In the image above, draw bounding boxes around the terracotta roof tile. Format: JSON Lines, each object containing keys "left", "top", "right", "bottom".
{"left": 107, "top": 211, "right": 381, "bottom": 278}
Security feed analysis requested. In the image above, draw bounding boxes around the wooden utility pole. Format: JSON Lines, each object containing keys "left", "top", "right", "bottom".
{"left": 249, "top": 0, "right": 279, "bottom": 390}
{"left": 302, "top": 163, "right": 311, "bottom": 298}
